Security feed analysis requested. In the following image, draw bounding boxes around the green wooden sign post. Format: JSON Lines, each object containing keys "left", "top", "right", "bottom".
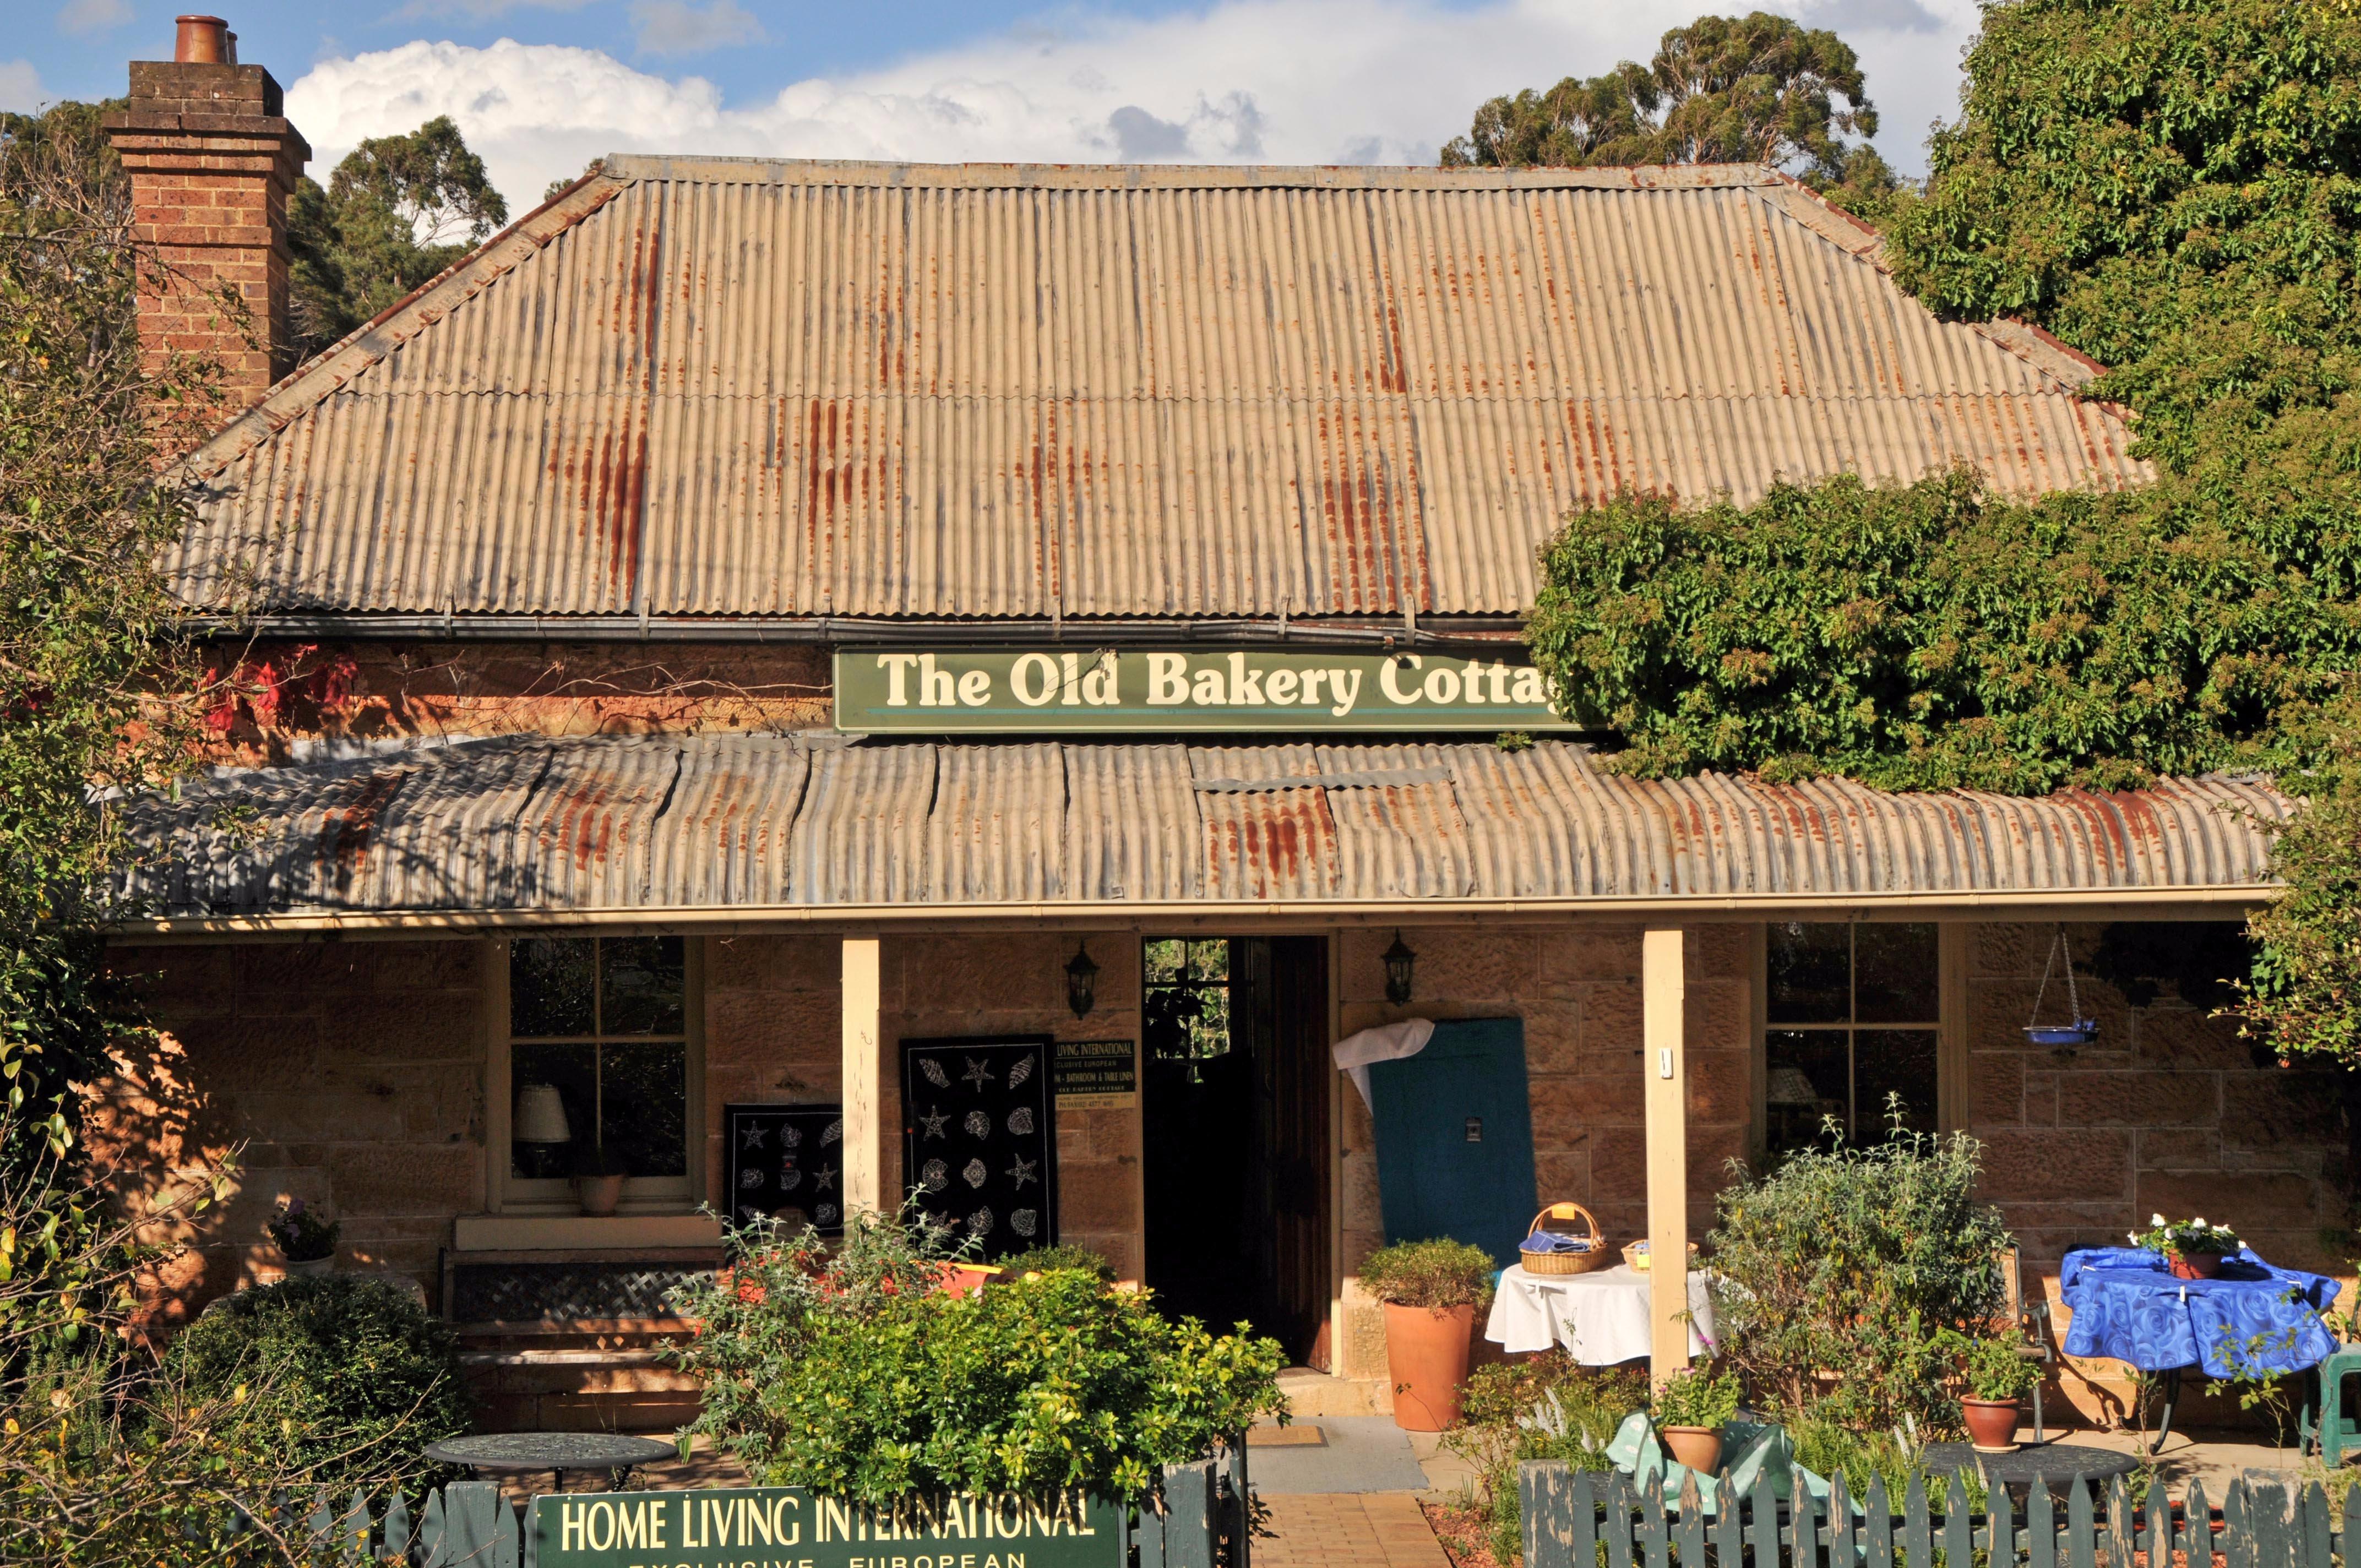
{"left": 530, "top": 1487, "right": 1127, "bottom": 1568}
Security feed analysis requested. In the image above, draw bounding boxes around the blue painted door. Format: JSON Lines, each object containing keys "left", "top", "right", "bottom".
{"left": 1368, "top": 1017, "right": 1537, "bottom": 1268}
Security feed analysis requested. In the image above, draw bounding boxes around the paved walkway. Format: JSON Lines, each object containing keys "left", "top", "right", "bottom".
{"left": 1257, "top": 1494, "right": 1454, "bottom": 1568}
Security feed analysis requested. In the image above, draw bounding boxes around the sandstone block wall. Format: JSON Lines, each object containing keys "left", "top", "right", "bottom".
{"left": 1336, "top": 922, "right": 1753, "bottom": 1279}
{"left": 100, "top": 939, "right": 486, "bottom": 1322}
{"left": 705, "top": 930, "right": 1146, "bottom": 1280}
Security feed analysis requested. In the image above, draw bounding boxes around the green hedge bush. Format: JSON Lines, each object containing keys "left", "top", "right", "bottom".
{"left": 668, "top": 1207, "right": 1285, "bottom": 1501}
{"left": 158, "top": 1275, "right": 469, "bottom": 1488}
{"left": 1357, "top": 1238, "right": 1496, "bottom": 1310}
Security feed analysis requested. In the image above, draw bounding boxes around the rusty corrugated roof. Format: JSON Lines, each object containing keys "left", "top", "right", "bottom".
{"left": 173, "top": 160, "right": 2148, "bottom": 623}
{"left": 116, "top": 735, "right": 2281, "bottom": 919}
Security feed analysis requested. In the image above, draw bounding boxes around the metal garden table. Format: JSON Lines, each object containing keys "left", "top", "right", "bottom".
{"left": 1918, "top": 1441, "right": 2139, "bottom": 1501}
{"left": 2059, "top": 1246, "right": 2341, "bottom": 1454}
{"left": 423, "top": 1432, "right": 677, "bottom": 1493}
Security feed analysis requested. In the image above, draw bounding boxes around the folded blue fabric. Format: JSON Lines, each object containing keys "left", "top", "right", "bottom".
{"left": 1520, "top": 1232, "right": 1591, "bottom": 1254}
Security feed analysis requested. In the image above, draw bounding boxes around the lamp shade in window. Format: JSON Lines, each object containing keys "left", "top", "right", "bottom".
{"left": 515, "top": 1083, "right": 573, "bottom": 1145}
{"left": 1765, "top": 1067, "right": 1822, "bottom": 1107}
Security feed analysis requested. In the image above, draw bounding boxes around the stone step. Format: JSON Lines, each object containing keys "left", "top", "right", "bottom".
{"left": 1275, "top": 1364, "right": 1392, "bottom": 1419}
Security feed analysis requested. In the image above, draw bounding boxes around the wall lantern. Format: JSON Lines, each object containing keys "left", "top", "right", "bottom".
{"left": 1383, "top": 930, "right": 1418, "bottom": 1005}
{"left": 1065, "top": 940, "right": 1100, "bottom": 1018}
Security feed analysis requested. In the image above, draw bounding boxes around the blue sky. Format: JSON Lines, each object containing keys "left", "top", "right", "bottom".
{"left": 10, "top": 0, "right": 1975, "bottom": 209}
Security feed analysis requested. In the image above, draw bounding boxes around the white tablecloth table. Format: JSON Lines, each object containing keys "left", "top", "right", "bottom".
{"left": 1484, "top": 1262, "right": 1715, "bottom": 1363}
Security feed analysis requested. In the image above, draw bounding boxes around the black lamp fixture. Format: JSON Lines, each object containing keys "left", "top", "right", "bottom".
{"left": 1065, "top": 940, "right": 1100, "bottom": 1018}
{"left": 1382, "top": 929, "right": 1418, "bottom": 1005}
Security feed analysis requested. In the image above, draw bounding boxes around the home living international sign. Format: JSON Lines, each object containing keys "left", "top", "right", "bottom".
{"left": 531, "top": 1487, "right": 1123, "bottom": 1568}
{"left": 834, "top": 649, "right": 1577, "bottom": 733}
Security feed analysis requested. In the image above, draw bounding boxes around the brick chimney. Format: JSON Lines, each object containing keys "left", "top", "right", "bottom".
{"left": 103, "top": 15, "right": 311, "bottom": 411}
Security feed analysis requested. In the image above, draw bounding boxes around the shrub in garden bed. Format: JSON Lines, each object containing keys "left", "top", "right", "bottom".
{"left": 1440, "top": 1354, "right": 1644, "bottom": 1564}
{"left": 158, "top": 1273, "right": 469, "bottom": 1488}
{"left": 668, "top": 1205, "right": 1286, "bottom": 1501}
{"left": 1706, "top": 1111, "right": 2011, "bottom": 1434}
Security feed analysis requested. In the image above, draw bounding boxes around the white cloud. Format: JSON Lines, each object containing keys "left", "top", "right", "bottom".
{"left": 55, "top": 0, "right": 132, "bottom": 35}
{"left": 286, "top": 0, "right": 1978, "bottom": 209}
{"left": 631, "top": 0, "right": 766, "bottom": 59}
{"left": 0, "top": 59, "right": 47, "bottom": 113}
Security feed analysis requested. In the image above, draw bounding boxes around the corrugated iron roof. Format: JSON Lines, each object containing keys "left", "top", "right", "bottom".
{"left": 174, "top": 160, "right": 2149, "bottom": 623}
{"left": 116, "top": 735, "right": 2282, "bottom": 919}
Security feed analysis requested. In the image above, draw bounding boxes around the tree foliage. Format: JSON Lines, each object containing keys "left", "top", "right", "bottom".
{"left": 1441, "top": 11, "right": 1896, "bottom": 203}
{"left": 1525, "top": 0, "right": 2361, "bottom": 1065}
{"left": 288, "top": 116, "right": 508, "bottom": 358}
{"left": 0, "top": 102, "right": 208, "bottom": 1180}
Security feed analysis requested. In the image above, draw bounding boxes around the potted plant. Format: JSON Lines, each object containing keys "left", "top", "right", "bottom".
{"left": 1952, "top": 1330, "right": 2038, "bottom": 1452}
{"left": 572, "top": 1144, "right": 632, "bottom": 1216}
{"left": 263, "top": 1199, "right": 339, "bottom": 1277}
{"left": 1359, "top": 1238, "right": 1495, "bottom": 1431}
{"left": 1652, "top": 1366, "right": 1740, "bottom": 1473}
{"left": 2132, "top": 1214, "right": 2241, "bottom": 1279}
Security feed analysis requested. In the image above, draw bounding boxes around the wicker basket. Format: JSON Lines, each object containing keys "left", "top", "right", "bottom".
{"left": 1520, "top": 1202, "right": 1615, "bottom": 1276}
{"left": 1622, "top": 1239, "right": 1701, "bottom": 1273}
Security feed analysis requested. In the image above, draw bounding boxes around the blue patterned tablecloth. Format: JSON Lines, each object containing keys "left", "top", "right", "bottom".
{"left": 2060, "top": 1246, "right": 2341, "bottom": 1378}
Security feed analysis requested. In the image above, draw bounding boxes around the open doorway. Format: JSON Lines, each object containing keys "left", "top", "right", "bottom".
{"left": 1140, "top": 935, "right": 1332, "bottom": 1364}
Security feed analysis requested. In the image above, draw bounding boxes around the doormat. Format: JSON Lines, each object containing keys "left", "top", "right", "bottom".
{"left": 1247, "top": 1424, "right": 1327, "bottom": 1448}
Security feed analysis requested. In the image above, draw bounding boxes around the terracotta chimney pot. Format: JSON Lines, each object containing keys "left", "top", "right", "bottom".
{"left": 174, "top": 16, "right": 232, "bottom": 64}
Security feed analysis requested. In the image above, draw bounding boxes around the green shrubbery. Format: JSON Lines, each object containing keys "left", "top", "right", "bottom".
{"left": 159, "top": 1273, "right": 470, "bottom": 1487}
{"left": 1705, "top": 1118, "right": 2011, "bottom": 1433}
{"left": 1357, "top": 1238, "right": 1497, "bottom": 1310}
{"left": 997, "top": 1244, "right": 1116, "bottom": 1281}
{"left": 667, "top": 1206, "right": 1285, "bottom": 1502}
{"left": 1440, "top": 1355, "right": 1644, "bottom": 1565}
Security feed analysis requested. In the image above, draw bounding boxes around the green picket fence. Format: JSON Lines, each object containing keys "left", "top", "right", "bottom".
{"left": 237, "top": 1453, "right": 1243, "bottom": 1568}
{"left": 1522, "top": 1459, "right": 2346, "bottom": 1568}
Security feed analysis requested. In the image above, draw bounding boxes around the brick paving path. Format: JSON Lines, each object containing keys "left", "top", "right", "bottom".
{"left": 1256, "top": 1493, "right": 1452, "bottom": 1568}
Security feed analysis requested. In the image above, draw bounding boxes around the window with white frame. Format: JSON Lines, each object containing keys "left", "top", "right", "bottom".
{"left": 506, "top": 935, "right": 692, "bottom": 1196}
{"left": 1763, "top": 923, "right": 1940, "bottom": 1156}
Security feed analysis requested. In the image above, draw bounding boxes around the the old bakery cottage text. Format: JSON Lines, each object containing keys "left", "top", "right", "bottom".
{"left": 542, "top": 1488, "right": 1106, "bottom": 1568}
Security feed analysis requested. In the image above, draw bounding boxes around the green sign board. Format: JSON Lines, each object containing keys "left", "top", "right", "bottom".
{"left": 530, "top": 1487, "right": 1123, "bottom": 1568}
{"left": 833, "top": 649, "right": 1575, "bottom": 733}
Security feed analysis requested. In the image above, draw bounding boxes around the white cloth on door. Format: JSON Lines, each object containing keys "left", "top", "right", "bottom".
{"left": 1484, "top": 1263, "right": 1716, "bottom": 1363}
{"left": 1331, "top": 1018, "right": 1437, "bottom": 1110}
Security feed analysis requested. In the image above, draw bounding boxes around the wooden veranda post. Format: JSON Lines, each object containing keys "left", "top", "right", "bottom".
{"left": 1642, "top": 927, "right": 1689, "bottom": 1384}
{"left": 842, "top": 937, "right": 883, "bottom": 1215}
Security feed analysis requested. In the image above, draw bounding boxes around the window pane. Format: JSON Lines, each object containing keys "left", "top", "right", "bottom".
{"left": 1767, "top": 923, "right": 1851, "bottom": 1023}
{"left": 601, "top": 936, "right": 685, "bottom": 1035}
{"left": 1854, "top": 1030, "right": 1939, "bottom": 1141}
{"left": 602, "top": 1041, "right": 688, "bottom": 1177}
{"left": 1854, "top": 924, "right": 1940, "bottom": 1022}
{"left": 511, "top": 1042, "right": 595, "bottom": 1178}
{"left": 1143, "top": 938, "right": 1186, "bottom": 985}
{"left": 1765, "top": 1030, "right": 1849, "bottom": 1153}
{"left": 512, "top": 938, "right": 596, "bottom": 1037}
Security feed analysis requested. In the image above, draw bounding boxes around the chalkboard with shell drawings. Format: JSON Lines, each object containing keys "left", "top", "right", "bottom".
{"left": 899, "top": 1035, "right": 1057, "bottom": 1259}
{"left": 723, "top": 1103, "right": 844, "bottom": 1237}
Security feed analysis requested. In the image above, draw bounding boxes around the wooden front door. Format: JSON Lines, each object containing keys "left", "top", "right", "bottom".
{"left": 1254, "top": 935, "right": 1333, "bottom": 1365}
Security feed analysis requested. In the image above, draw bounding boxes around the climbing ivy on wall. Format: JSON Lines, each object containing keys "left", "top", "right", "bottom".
{"left": 1525, "top": 0, "right": 2361, "bottom": 1064}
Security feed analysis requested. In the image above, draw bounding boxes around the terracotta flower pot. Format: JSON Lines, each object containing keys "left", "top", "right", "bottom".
{"left": 1383, "top": 1301, "right": 1476, "bottom": 1431}
{"left": 576, "top": 1172, "right": 627, "bottom": 1216}
{"left": 1662, "top": 1425, "right": 1724, "bottom": 1474}
{"left": 1962, "top": 1397, "right": 2021, "bottom": 1452}
{"left": 2169, "top": 1252, "right": 2223, "bottom": 1280}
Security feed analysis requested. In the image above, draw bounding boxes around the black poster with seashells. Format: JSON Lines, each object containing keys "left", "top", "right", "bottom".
{"left": 723, "top": 1103, "right": 845, "bottom": 1237}
{"left": 899, "top": 1035, "right": 1057, "bottom": 1258}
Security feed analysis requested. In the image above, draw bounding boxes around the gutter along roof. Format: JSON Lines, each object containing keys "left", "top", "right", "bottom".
{"left": 170, "top": 158, "right": 2148, "bottom": 627}
{"left": 116, "top": 734, "right": 2283, "bottom": 929}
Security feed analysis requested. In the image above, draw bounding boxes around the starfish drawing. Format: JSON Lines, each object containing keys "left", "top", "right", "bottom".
{"left": 813, "top": 1166, "right": 837, "bottom": 1193}
{"left": 1006, "top": 1155, "right": 1038, "bottom": 1189}
{"left": 739, "top": 1125, "right": 767, "bottom": 1150}
{"left": 961, "top": 1056, "right": 995, "bottom": 1091}
{"left": 918, "top": 1105, "right": 950, "bottom": 1140}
